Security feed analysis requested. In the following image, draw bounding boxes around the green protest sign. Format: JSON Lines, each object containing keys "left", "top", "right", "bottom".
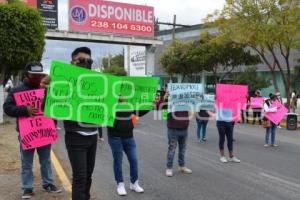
{"left": 116, "top": 76, "right": 160, "bottom": 111}
{"left": 44, "top": 60, "right": 119, "bottom": 127}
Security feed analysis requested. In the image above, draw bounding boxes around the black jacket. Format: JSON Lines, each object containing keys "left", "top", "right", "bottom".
{"left": 3, "top": 81, "right": 37, "bottom": 131}
{"left": 107, "top": 110, "right": 149, "bottom": 138}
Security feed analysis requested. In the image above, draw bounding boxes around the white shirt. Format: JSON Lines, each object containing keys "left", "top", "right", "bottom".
{"left": 264, "top": 102, "right": 277, "bottom": 113}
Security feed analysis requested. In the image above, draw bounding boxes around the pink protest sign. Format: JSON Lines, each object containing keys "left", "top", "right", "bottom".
{"left": 250, "top": 97, "right": 264, "bottom": 109}
{"left": 216, "top": 84, "right": 248, "bottom": 121}
{"left": 264, "top": 101, "right": 288, "bottom": 125}
{"left": 14, "top": 89, "right": 58, "bottom": 150}
{"left": 18, "top": 116, "right": 58, "bottom": 150}
{"left": 14, "top": 89, "right": 45, "bottom": 115}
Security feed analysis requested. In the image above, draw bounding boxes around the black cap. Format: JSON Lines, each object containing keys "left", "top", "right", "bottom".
{"left": 25, "top": 62, "right": 45, "bottom": 74}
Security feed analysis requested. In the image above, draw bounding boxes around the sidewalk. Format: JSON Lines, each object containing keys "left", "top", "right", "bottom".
{"left": 0, "top": 117, "right": 69, "bottom": 200}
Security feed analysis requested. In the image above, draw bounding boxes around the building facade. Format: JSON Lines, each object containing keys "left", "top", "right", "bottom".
{"left": 154, "top": 24, "right": 300, "bottom": 97}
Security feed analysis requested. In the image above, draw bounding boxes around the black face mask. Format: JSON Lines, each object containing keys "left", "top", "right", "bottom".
{"left": 75, "top": 58, "right": 93, "bottom": 69}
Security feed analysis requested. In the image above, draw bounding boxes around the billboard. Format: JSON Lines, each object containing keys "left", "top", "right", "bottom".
{"left": 37, "top": 0, "right": 58, "bottom": 29}
{"left": 69, "top": 0, "right": 154, "bottom": 37}
{"left": 129, "top": 46, "right": 146, "bottom": 76}
{"left": 22, "top": 0, "right": 37, "bottom": 8}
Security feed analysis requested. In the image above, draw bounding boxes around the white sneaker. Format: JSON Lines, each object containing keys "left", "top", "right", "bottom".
{"left": 165, "top": 169, "right": 173, "bottom": 177}
{"left": 178, "top": 166, "right": 192, "bottom": 174}
{"left": 271, "top": 144, "right": 278, "bottom": 147}
{"left": 264, "top": 144, "right": 269, "bottom": 147}
{"left": 228, "top": 156, "right": 241, "bottom": 163}
{"left": 117, "top": 182, "right": 127, "bottom": 196}
{"left": 220, "top": 156, "right": 228, "bottom": 163}
{"left": 129, "top": 180, "right": 144, "bottom": 193}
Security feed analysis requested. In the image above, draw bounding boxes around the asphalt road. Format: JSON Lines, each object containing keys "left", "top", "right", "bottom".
{"left": 53, "top": 111, "right": 300, "bottom": 200}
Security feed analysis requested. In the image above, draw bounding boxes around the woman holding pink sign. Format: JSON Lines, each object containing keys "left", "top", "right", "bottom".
{"left": 263, "top": 94, "right": 280, "bottom": 147}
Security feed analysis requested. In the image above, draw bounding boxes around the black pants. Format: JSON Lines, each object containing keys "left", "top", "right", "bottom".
{"left": 65, "top": 132, "right": 98, "bottom": 200}
{"left": 252, "top": 110, "right": 262, "bottom": 125}
{"left": 217, "top": 121, "right": 234, "bottom": 151}
{"left": 98, "top": 127, "right": 103, "bottom": 138}
{"left": 241, "top": 110, "right": 249, "bottom": 123}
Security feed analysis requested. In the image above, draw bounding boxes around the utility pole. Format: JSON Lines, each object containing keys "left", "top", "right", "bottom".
{"left": 156, "top": 15, "right": 191, "bottom": 40}
{"left": 172, "top": 15, "right": 176, "bottom": 40}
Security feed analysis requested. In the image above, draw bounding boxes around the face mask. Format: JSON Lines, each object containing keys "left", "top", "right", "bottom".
{"left": 27, "top": 77, "right": 42, "bottom": 87}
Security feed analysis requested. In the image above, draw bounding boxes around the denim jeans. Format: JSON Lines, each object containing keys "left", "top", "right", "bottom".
{"left": 20, "top": 144, "right": 53, "bottom": 190}
{"left": 265, "top": 122, "right": 277, "bottom": 145}
{"left": 196, "top": 120, "right": 208, "bottom": 140}
{"left": 108, "top": 136, "right": 138, "bottom": 184}
{"left": 166, "top": 128, "right": 188, "bottom": 169}
{"left": 65, "top": 132, "right": 98, "bottom": 200}
{"left": 216, "top": 121, "right": 234, "bottom": 151}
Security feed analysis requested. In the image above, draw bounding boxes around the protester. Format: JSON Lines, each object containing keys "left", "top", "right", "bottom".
{"left": 195, "top": 110, "right": 210, "bottom": 142}
{"left": 263, "top": 94, "right": 280, "bottom": 147}
{"left": 164, "top": 93, "right": 192, "bottom": 177}
{"left": 98, "top": 127, "right": 104, "bottom": 142}
{"left": 275, "top": 91, "right": 283, "bottom": 128}
{"left": 241, "top": 96, "right": 250, "bottom": 123}
{"left": 43, "top": 47, "right": 98, "bottom": 200}
{"left": 107, "top": 97, "right": 149, "bottom": 196}
{"left": 3, "top": 62, "right": 61, "bottom": 199}
{"left": 216, "top": 109, "right": 240, "bottom": 163}
{"left": 290, "top": 91, "right": 298, "bottom": 113}
{"left": 252, "top": 90, "right": 262, "bottom": 125}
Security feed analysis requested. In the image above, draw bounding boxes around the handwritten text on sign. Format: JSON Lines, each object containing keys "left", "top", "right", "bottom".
{"left": 44, "top": 60, "right": 120, "bottom": 127}
{"left": 117, "top": 76, "right": 159, "bottom": 111}
{"left": 14, "top": 89, "right": 44, "bottom": 115}
{"left": 14, "top": 89, "right": 58, "bottom": 150}
{"left": 168, "top": 83, "right": 203, "bottom": 112}
{"left": 18, "top": 116, "right": 58, "bottom": 150}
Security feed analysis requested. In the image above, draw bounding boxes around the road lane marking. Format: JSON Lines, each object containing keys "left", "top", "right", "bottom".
{"left": 51, "top": 150, "right": 72, "bottom": 193}
{"left": 259, "top": 172, "right": 300, "bottom": 190}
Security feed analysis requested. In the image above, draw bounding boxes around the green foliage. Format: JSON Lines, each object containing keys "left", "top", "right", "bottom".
{"left": 233, "top": 67, "right": 271, "bottom": 95}
{"left": 103, "top": 65, "right": 127, "bottom": 76}
{"left": 205, "top": 0, "right": 300, "bottom": 101}
{"left": 160, "top": 34, "right": 260, "bottom": 83}
{"left": 159, "top": 39, "right": 199, "bottom": 80}
{"left": 191, "top": 33, "right": 261, "bottom": 82}
{"left": 102, "top": 53, "right": 124, "bottom": 69}
{"left": 0, "top": 2, "right": 46, "bottom": 83}
{"left": 102, "top": 53, "right": 126, "bottom": 76}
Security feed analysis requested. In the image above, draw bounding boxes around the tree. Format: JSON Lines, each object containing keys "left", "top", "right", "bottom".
{"left": 102, "top": 53, "right": 127, "bottom": 76}
{"left": 159, "top": 39, "right": 199, "bottom": 81}
{"left": 103, "top": 65, "right": 127, "bottom": 76}
{"left": 233, "top": 67, "right": 271, "bottom": 95}
{"left": 0, "top": 1, "right": 46, "bottom": 85}
{"left": 190, "top": 32, "right": 261, "bottom": 83}
{"left": 205, "top": 0, "right": 300, "bottom": 107}
{"left": 0, "top": 1, "right": 46, "bottom": 123}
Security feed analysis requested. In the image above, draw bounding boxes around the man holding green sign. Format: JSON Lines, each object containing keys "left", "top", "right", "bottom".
{"left": 44, "top": 47, "right": 103, "bottom": 200}
{"left": 44, "top": 47, "right": 159, "bottom": 199}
